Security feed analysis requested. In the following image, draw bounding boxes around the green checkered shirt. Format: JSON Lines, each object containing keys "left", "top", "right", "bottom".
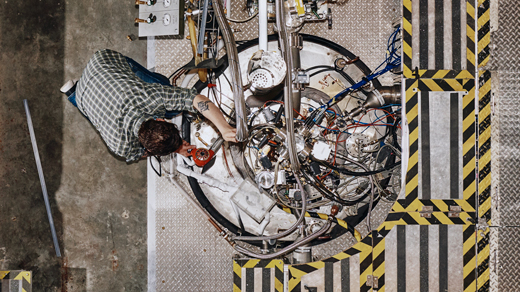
{"left": 76, "top": 49, "right": 198, "bottom": 162}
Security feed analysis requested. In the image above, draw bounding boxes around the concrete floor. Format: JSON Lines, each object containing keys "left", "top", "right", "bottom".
{"left": 0, "top": 0, "right": 149, "bottom": 291}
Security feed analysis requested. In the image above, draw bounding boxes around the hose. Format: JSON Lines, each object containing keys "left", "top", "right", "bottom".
{"left": 227, "top": 11, "right": 258, "bottom": 23}
{"left": 213, "top": 0, "right": 248, "bottom": 141}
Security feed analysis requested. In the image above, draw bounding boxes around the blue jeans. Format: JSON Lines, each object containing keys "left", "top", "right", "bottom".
{"left": 68, "top": 57, "right": 180, "bottom": 118}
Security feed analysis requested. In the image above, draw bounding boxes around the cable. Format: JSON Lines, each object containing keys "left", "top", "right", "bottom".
{"left": 310, "top": 155, "right": 400, "bottom": 176}
{"left": 227, "top": 11, "right": 258, "bottom": 23}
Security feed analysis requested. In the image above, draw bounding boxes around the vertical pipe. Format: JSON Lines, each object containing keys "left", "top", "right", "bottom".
{"left": 289, "top": 34, "right": 301, "bottom": 112}
{"left": 275, "top": 0, "right": 300, "bottom": 172}
{"left": 259, "top": 0, "right": 268, "bottom": 51}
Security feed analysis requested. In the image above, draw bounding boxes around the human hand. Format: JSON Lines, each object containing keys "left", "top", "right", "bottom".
{"left": 221, "top": 127, "right": 237, "bottom": 143}
{"left": 174, "top": 140, "right": 197, "bottom": 157}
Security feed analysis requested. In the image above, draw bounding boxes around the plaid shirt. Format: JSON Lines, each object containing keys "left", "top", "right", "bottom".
{"left": 76, "top": 49, "right": 198, "bottom": 162}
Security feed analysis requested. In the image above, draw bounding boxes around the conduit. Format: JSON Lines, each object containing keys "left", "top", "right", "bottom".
{"left": 213, "top": 0, "right": 248, "bottom": 142}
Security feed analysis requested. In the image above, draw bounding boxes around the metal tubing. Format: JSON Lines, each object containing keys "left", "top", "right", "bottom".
{"left": 234, "top": 219, "right": 331, "bottom": 259}
{"left": 232, "top": 173, "right": 307, "bottom": 241}
{"left": 259, "top": 0, "right": 268, "bottom": 51}
{"left": 288, "top": 34, "right": 301, "bottom": 111}
{"left": 213, "top": 0, "right": 248, "bottom": 142}
{"left": 275, "top": 0, "right": 300, "bottom": 172}
{"left": 196, "top": 0, "right": 209, "bottom": 55}
{"left": 23, "top": 99, "right": 61, "bottom": 257}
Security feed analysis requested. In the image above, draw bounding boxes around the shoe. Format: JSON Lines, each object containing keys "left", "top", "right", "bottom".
{"left": 60, "top": 79, "right": 77, "bottom": 96}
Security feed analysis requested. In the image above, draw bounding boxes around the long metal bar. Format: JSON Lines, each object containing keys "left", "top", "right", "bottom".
{"left": 258, "top": 0, "right": 268, "bottom": 51}
{"left": 23, "top": 99, "right": 61, "bottom": 257}
{"left": 196, "top": 0, "right": 209, "bottom": 55}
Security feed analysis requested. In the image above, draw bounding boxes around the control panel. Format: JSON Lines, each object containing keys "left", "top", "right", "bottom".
{"left": 135, "top": 0, "right": 184, "bottom": 37}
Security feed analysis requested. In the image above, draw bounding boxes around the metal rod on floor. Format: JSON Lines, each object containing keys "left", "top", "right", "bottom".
{"left": 23, "top": 99, "right": 61, "bottom": 257}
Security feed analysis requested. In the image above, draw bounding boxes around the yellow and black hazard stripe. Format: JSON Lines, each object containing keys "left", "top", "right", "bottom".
{"left": 402, "top": 0, "right": 413, "bottom": 77}
{"left": 463, "top": 225, "right": 477, "bottom": 292}
{"left": 281, "top": 207, "right": 362, "bottom": 241}
{"left": 466, "top": 0, "right": 476, "bottom": 73}
{"left": 233, "top": 260, "right": 242, "bottom": 292}
{"left": 476, "top": 1, "right": 491, "bottom": 289}
{"left": 392, "top": 199, "right": 475, "bottom": 213}
{"left": 404, "top": 78, "right": 419, "bottom": 208}
{"left": 0, "top": 270, "right": 32, "bottom": 292}
{"left": 287, "top": 235, "right": 373, "bottom": 292}
{"left": 387, "top": 211, "right": 475, "bottom": 225}
{"left": 477, "top": 0, "right": 490, "bottom": 68}
{"left": 402, "top": 0, "right": 477, "bottom": 78}
{"left": 462, "top": 80, "right": 477, "bottom": 210}
{"left": 233, "top": 259, "right": 284, "bottom": 292}
{"left": 476, "top": 70, "right": 492, "bottom": 292}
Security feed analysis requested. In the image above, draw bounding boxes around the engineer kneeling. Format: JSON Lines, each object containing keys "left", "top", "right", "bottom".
{"left": 61, "top": 49, "right": 236, "bottom": 162}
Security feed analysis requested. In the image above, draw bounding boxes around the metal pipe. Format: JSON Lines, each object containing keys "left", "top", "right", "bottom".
{"left": 213, "top": 0, "right": 248, "bottom": 142}
{"left": 259, "top": 0, "right": 268, "bottom": 51}
{"left": 232, "top": 173, "right": 307, "bottom": 241}
{"left": 275, "top": 0, "right": 300, "bottom": 172}
{"left": 24, "top": 99, "right": 61, "bottom": 257}
{"left": 234, "top": 219, "right": 332, "bottom": 259}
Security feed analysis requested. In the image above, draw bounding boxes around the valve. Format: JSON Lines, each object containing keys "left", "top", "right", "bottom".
{"left": 187, "top": 148, "right": 215, "bottom": 167}
{"left": 135, "top": 13, "right": 157, "bottom": 24}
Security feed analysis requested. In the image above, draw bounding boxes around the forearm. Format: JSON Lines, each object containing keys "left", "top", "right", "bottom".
{"left": 193, "top": 94, "right": 233, "bottom": 132}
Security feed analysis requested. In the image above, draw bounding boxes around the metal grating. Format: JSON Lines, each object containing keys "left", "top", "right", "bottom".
{"left": 496, "top": 72, "right": 520, "bottom": 226}
{"left": 153, "top": 169, "right": 235, "bottom": 292}
{"left": 488, "top": 0, "right": 520, "bottom": 71}
{"left": 496, "top": 227, "right": 520, "bottom": 292}
{"left": 155, "top": 0, "right": 400, "bottom": 86}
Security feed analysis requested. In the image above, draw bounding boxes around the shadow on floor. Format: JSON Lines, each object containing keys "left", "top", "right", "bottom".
{"left": 0, "top": 0, "right": 72, "bottom": 291}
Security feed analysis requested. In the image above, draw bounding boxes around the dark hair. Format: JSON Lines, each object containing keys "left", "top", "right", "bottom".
{"left": 138, "top": 119, "right": 183, "bottom": 156}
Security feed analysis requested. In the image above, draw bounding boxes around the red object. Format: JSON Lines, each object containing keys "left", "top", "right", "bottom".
{"left": 190, "top": 148, "right": 215, "bottom": 167}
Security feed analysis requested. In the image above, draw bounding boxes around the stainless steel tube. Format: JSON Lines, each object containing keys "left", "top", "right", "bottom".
{"left": 24, "top": 99, "right": 61, "bottom": 257}
{"left": 275, "top": 0, "right": 300, "bottom": 172}
{"left": 213, "top": 0, "right": 248, "bottom": 142}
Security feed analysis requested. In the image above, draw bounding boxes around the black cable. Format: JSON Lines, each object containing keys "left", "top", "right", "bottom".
{"left": 310, "top": 155, "right": 401, "bottom": 176}
{"left": 168, "top": 65, "right": 185, "bottom": 80}
{"left": 300, "top": 164, "right": 364, "bottom": 205}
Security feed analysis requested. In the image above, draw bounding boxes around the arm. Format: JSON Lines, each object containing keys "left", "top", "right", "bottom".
{"left": 193, "top": 94, "right": 237, "bottom": 142}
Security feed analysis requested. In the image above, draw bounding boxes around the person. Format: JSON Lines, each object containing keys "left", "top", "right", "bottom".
{"left": 61, "top": 49, "right": 236, "bottom": 162}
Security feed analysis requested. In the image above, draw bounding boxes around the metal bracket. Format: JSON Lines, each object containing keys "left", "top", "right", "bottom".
{"left": 477, "top": 217, "right": 490, "bottom": 234}
{"left": 420, "top": 206, "right": 433, "bottom": 218}
{"left": 448, "top": 205, "right": 461, "bottom": 218}
{"left": 293, "top": 69, "right": 310, "bottom": 90}
{"left": 303, "top": 284, "right": 318, "bottom": 292}
{"left": 367, "top": 275, "right": 379, "bottom": 288}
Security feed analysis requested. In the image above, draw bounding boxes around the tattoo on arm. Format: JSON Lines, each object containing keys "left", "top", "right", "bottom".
{"left": 197, "top": 100, "right": 211, "bottom": 112}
